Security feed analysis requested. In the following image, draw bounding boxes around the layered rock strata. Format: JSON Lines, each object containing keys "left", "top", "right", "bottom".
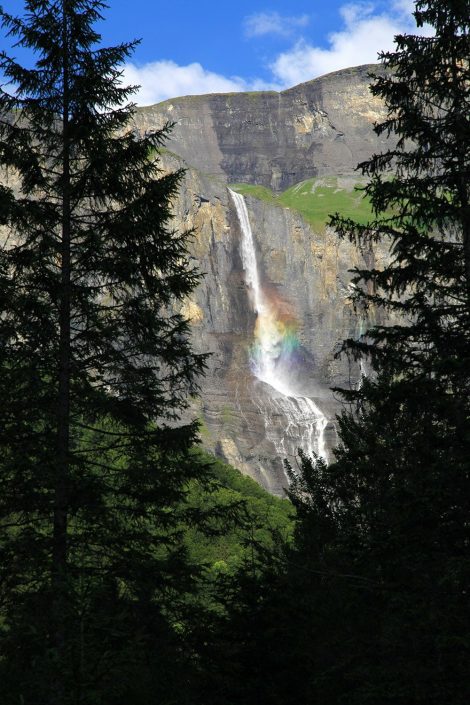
{"left": 133, "top": 64, "right": 391, "bottom": 191}
{"left": 163, "top": 146, "right": 386, "bottom": 494}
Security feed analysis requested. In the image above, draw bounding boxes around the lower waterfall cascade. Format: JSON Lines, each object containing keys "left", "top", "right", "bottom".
{"left": 229, "top": 188, "right": 329, "bottom": 467}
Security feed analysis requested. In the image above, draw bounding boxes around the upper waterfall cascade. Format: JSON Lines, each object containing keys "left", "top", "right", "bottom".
{"left": 229, "top": 188, "right": 328, "bottom": 463}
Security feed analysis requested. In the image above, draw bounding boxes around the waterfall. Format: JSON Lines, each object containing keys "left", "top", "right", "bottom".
{"left": 358, "top": 359, "right": 368, "bottom": 389}
{"left": 229, "top": 188, "right": 328, "bottom": 464}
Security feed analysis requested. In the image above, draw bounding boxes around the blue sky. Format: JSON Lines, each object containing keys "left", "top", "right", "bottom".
{"left": 2, "top": 0, "right": 425, "bottom": 105}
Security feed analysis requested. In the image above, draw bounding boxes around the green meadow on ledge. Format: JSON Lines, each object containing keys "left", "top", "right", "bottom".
{"left": 231, "top": 176, "right": 373, "bottom": 231}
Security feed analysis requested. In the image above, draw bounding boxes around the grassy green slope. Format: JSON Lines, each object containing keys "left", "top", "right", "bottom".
{"left": 231, "top": 176, "right": 372, "bottom": 231}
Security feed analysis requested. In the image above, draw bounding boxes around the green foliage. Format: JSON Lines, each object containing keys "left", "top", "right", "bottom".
{"left": 282, "top": 177, "right": 372, "bottom": 230}
{"left": 0, "top": 1, "right": 209, "bottom": 701}
{"left": 0, "top": 2, "right": 294, "bottom": 701}
{"left": 230, "top": 182, "right": 279, "bottom": 205}
{"left": 185, "top": 450, "right": 294, "bottom": 576}
{"left": 331, "top": 9, "right": 470, "bottom": 383}
{"left": 231, "top": 176, "right": 373, "bottom": 231}
{"left": 275, "top": 2, "right": 470, "bottom": 703}
{"left": 283, "top": 377, "right": 470, "bottom": 704}
{"left": 214, "top": 3, "right": 470, "bottom": 705}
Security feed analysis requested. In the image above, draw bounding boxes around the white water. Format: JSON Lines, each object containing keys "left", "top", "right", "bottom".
{"left": 229, "top": 188, "right": 328, "bottom": 463}
{"left": 358, "top": 359, "right": 368, "bottom": 388}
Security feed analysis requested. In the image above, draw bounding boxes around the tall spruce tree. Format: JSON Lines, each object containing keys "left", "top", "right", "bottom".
{"left": 279, "top": 2, "right": 470, "bottom": 703}
{"left": 332, "top": 0, "right": 470, "bottom": 384}
{"left": 0, "top": 1, "right": 208, "bottom": 701}
{"left": 222, "top": 3, "right": 470, "bottom": 704}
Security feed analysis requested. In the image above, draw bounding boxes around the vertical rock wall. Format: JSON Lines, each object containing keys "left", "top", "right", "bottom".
{"left": 166, "top": 154, "right": 385, "bottom": 494}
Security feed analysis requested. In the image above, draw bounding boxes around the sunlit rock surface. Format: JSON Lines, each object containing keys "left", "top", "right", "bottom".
{"left": 137, "top": 65, "right": 392, "bottom": 494}
{"left": 155, "top": 152, "right": 387, "bottom": 495}
{"left": 133, "top": 64, "right": 390, "bottom": 191}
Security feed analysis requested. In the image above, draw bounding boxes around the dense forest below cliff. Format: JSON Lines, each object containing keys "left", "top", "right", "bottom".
{"left": 0, "top": 1, "right": 469, "bottom": 704}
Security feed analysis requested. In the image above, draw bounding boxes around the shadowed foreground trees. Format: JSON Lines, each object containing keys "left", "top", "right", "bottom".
{"left": 288, "top": 1, "right": 470, "bottom": 702}
{"left": 326, "top": 8, "right": 470, "bottom": 698}
{"left": 0, "top": 0, "right": 469, "bottom": 703}
{"left": 197, "top": 2, "right": 470, "bottom": 704}
{"left": 0, "top": 0, "right": 211, "bottom": 701}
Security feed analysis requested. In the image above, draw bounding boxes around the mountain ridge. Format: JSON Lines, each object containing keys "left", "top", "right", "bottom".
{"left": 128, "top": 63, "right": 394, "bottom": 493}
{"left": 133, "top": 63, "right": 392, "bottom": 192}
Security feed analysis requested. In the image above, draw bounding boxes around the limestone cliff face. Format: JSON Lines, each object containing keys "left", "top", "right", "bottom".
{"left": 161, "top": 148, "right": 386, "bottom": 494}
{"left": 0, "top": 66, "right": 390, "bottom": 495}
{"left": 133, "top": 64, "right": 391, "bottom": 191}
{"left": 142, "top": 66, "right": 392, "bottom": 494}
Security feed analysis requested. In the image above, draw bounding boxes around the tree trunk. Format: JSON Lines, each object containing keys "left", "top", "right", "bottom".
{"left": 51, "top": 1, "right": 71, "bottom": 701}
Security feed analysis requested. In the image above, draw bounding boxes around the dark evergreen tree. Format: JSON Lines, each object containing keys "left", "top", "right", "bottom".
{"left": 0, "top": 1, "right": 209, "bottom": 701}
{"left": 331, "top": 0, "right": 470, "bottom": 385}
{"left": 189, "top": 5, "right": 470, "bottom": 704}
{"left": 210, "top": 3, "right": 470, "bottom": 704}
{"left": 276, "top": 2, "right": 470, "bottom": 703}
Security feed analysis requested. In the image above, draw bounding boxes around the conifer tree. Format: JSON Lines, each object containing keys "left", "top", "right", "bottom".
{"left": 0, "top": 1, "right": 207, "bottom": 701}
{"left": 332, "top": 0, "right": 470, "bottom": 386}
{"left": 276, "top": 2, "right": 470, "bottom": 703}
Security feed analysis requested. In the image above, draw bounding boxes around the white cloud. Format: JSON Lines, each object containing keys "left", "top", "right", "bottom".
{"left": 122, "top": 61, "right": 249, "bottom": 106}
{"left": 122, "top": 60, "right": 280, "bottom": 107}
{"left": 244, "top": 11, "right": 309, "bottom": 38}
{"left": 270, "top": 2, "right": 432, "bottom": 87}
{"left": 123, "top": 2, "right": 432, "bottom": 106}
{"left": 391, "top": 0, "right": 417, "bottom": 17}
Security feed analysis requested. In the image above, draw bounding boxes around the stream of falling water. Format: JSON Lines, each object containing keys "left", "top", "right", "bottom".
{"left": 229, "top": 188, "right": 328, "bottom": 463}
